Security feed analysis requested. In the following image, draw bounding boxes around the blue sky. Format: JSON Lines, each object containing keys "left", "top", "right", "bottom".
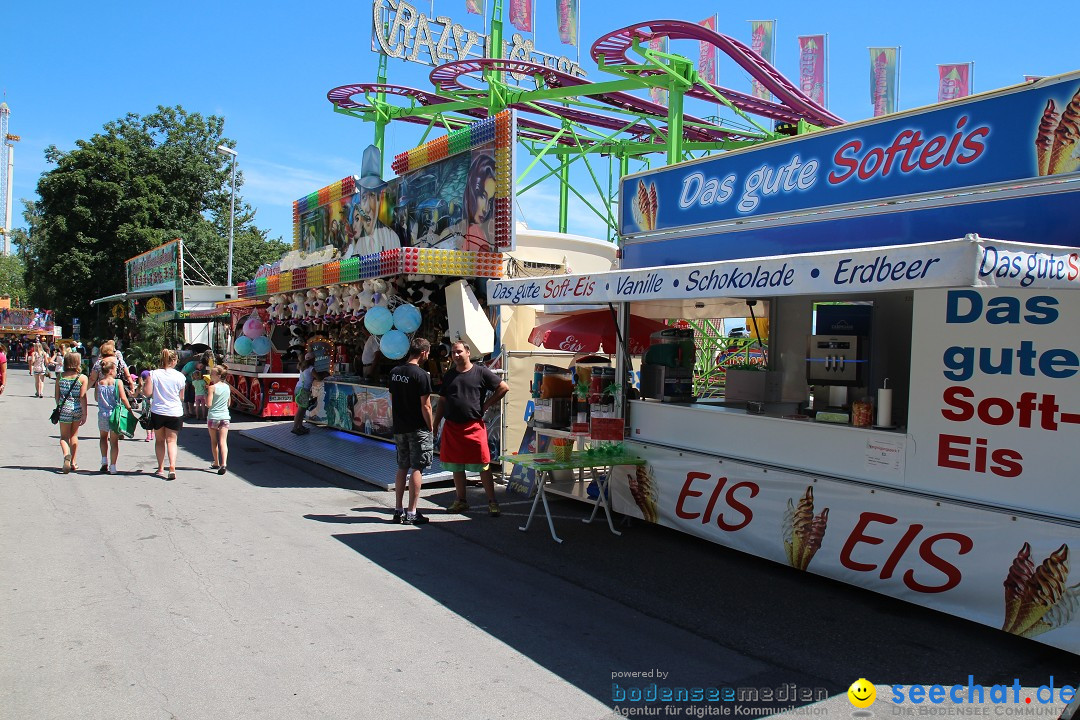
{"left": 5, "top": 1, "right": 1074, "bottom": 249}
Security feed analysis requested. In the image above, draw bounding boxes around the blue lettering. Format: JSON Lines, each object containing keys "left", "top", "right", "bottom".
{"left": 946, "top": 289, "right": 982, "bottom": 323}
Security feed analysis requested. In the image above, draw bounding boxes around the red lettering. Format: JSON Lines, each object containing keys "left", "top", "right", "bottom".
{"left": 904, "top": 532, "right": 973, "bottom": 593}
{"left": 991, "top": 448, "right": 1024, "bottom": 478}
{"left": 880, "top": 524, "right": 922, "bottom": 580}
{"left": 1068, "top": 253, "right": 1079, "bottom": 281}
{"left": 957, "top": 127, "right": 989, "bottom": 164}
{"left": 943, "top": 116, "right": 968, "bottom": 165}
{"left": 941, "top": 386, "right": 974, "bottom": 421}
{"left": 829, "top": 141, "right": 861, "bottom": 183}
{"left": 918, "top": 136, "right": 947, "bottom": 170}
{"left": 676, "top": 472, "right": 710, "bottom": 520}
{"left": 937, "top": 434, "right": 970, "bottom": 470}
{"left": 858, "top": 148, "right": 885, "bottom": 180}
{"left": 839, "top": 512, "right": 896, "bottom": 572}
{"left": 701, "top": 476, "right": 728, "bottom": 524}
{"left": 716, "top": 481, "right": 758, "bottom": 531}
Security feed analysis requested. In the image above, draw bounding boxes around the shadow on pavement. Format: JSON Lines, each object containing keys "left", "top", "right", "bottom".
{"left": 323, "top": 493, "right": 1075, "bottom": 711}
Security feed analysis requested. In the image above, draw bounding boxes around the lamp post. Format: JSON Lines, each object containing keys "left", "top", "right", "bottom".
{"left": 215, "top": 145, "right": 237, "bottom": 287}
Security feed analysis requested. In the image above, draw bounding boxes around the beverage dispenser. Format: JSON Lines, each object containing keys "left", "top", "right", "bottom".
{"left": 640, "top": 328, "right": 696, "bottom": 402}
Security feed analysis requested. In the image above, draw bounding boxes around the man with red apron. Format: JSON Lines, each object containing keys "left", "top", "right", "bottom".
{"left": 433, "top": 341, "right": 509, "bottom": 516}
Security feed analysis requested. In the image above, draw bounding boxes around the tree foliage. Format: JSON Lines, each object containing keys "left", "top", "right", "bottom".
{"left": 21, "top": 106, "right": 287, "bottom": 339}
{"left": 0, "top": 243, "right": 27, "bottom": 304}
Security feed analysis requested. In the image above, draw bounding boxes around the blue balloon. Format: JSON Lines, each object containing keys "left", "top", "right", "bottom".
{"left": 251, "top": 335, "right": 272, "bottom": 356}
{"left": 233, "top": 335, "right": 253, "bottom": 356}
{"left": 393, "top": 303, "right": 422, "bottom": 333}
{"left": 380, "top": 330, "right": 410, "bottom": 360}
{"left": 364, "top": 305, "right": 394, "bottom": 335}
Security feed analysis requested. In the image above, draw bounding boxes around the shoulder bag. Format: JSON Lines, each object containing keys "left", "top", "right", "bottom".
{"left": 51, "top": 377, "right": 79, "bottom": 424}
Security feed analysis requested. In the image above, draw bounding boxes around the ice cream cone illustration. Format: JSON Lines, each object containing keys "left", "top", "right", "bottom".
{"left": 1002, "top": 542, "right": 1035, "bottom": 632}
{"left": 782, "top": 498, "right": 795, "bottom": 567}
{"left": 631, "top": 180, "right": 659, "bottom": 231}
{"left": 1008, "top": 544, "right": 1069, "bottom": 636}
{"left": 1021, "top": 583, "right": 1080, "bottom": 638}
{"left": 628, "top": 464, "right": 659, "bottom": 523}
{"left": 782, "top": 487, "right": 829, "bottom": 571}
{"left": 1049, "top": 89, "right": 1080, "bottom": 175}
{"left": 800, "top": 508, "right": 829, "bottom": 571}
{"left": 1036, "top": 100, "right": 1061, "bottom": 175}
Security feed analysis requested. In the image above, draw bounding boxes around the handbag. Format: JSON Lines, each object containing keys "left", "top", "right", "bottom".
{"left": 109, "top": 402, "right": 138, "bottom": 438}
{"left": 51, "top": 377, "right": 79, "bottom": 425}
{"left": 137, "top": 411, "right": 153, "bottom": 431}
{"left": 295, "top": 387, "right": 311, "bottom": 409}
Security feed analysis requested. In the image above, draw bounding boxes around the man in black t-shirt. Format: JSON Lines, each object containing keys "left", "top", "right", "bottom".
{"left": 431, "top": 341, "right": 509, "bottom": 517}
{"left": 389, "top": 338, "right": 433, "bottom": 525}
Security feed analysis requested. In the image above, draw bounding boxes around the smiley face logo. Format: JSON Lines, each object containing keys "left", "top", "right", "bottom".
{"left": 848, "top": 679, "right": 876, "bottom": 708}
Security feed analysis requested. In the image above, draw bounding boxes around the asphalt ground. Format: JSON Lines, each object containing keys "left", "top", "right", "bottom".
{"left": 0, "top": 364, "right": 1076, "bottom": 720}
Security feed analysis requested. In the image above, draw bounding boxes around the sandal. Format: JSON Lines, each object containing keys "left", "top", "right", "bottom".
{"left": 167, "top": 471, "right": 176, "bottom": 481}
{"left": 217, "top": 466, "right": 227, "bottom": 475}
{"left": 62, "top": 455, "right": 71, "bottom": 474}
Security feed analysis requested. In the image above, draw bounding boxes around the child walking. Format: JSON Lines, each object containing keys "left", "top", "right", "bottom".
{"left": 191, "top": 362, "right": 209, "bottom": 420}
{"left": 206, "top": 364, "right": 231, "bottom": 475}
{"left": 139, "top": 370, "right": 155, "bottom": 442}
{"left": 95, "top": 358, "right": 133, "bottom": 474}
{"left": 55, "top": 351, "right": 88, "bottom": 473}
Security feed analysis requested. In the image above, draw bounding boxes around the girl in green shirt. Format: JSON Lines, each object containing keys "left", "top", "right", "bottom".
{"left": 206, "top": 364, "right": 232, "bottom": 475}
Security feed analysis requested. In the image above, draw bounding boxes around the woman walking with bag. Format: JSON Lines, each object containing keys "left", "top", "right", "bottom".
{"left": 55, "top": 351, "right": 88, "bottom": 473}
{"left": 95, "top": 358, "right": 133, "bottom": 475}
{"left": 206, "top": 364, "right": 231, "bottom": 474}
{"left": 143, "top": 349, "right": 186, "bottom": 481}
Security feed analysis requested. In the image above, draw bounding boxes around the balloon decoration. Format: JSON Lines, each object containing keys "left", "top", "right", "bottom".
{"left": 251, "top": 335, "right": 272, "bottom": 356}
{"left": 392, "top": 303, "right": 422, "bottom": 333}
{"left": 379, "top": 330, "right": 409, "bottom": 360}
{"left": 233, "top": 335, "right": 254, "bottom": 356}
{"left": 364, "top": 306, "right": 393, "bottom": 335}
{"left": 242, "top": 315, "right": 265, "bottom": 339}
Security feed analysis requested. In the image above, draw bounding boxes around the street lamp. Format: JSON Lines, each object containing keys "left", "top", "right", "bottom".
{"left": 215, "top": 144, "right": 237, "bottom": 287}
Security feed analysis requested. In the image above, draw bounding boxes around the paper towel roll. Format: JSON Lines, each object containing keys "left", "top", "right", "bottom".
{"left": 876, "top": 387, "right": 893, "bottom": 427}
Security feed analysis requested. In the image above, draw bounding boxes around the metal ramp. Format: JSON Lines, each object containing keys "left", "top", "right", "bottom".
{"left": 240, "top": 424, "right": 456, "bottom": 490}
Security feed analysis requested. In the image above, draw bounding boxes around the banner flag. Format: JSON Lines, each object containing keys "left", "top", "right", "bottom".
{"left": 869, "top": 47, "right": 899, "bottom": 116}
{"left": 938, "top": 63, "right": 972, "bottom": 102}
{"left": 466, "top": 0, "right": 484, "bottom": 15}
{"left": 749, "top": 20, "right": 775, "bottom": 101}
{"left": 556, "top": 0, "right": 578, "bottom": 45}
{"left": 797, "top": 34, "right": 826, "bottom": 106}
{"left": 509, "top": 0, "right": 532, "bottom": 32}
{"left": 698, "top": 16, "right": 718, "bottom": 85}
{"left": 649, "top": 36, "right": 669, "bottom": 106}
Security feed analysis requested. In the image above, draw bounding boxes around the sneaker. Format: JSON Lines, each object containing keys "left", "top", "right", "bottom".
{"left": 99, "top": 463, "right": 109, "bottom": 474}
{"left": 446, "top": 499, "right": 470, "bottom": 514}
{"left": 390, "top": 509, "right": 404, "bottom": 524}
{"left": 488, "top": 501, "right": 502, "bottom": 517}
{"left": 291, "top": 427, "right": 310, "bottom": 435}
{"left": 108, "top": 465, "right": 117, "bottom": 475}
{"left": 404, "top": 512, "right": 430, "bottom": 525}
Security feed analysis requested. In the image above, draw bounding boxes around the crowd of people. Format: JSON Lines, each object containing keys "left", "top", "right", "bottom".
{"left": 1, "top": 337, "right": 232, "bottom": 480}
{"left": 3, "top": 334, "right": 511, "bottom": 520}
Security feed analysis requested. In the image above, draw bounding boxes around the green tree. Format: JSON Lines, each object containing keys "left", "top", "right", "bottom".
{"left": 21, "top": 106, "right": 285, "bottom": 339}
{"left": 0, "top": 239, "right": 27, "bottom": 304}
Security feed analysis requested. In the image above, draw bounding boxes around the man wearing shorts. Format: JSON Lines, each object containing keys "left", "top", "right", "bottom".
{"left": 388, "top": 338, "right": 433, "bottom": 525}
{"left": 432, "top": 341, "right": 509, "bottom": 516}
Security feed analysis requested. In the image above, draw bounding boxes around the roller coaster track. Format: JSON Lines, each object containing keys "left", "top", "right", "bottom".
{"left": 591, "top": 20, "right": 844, "bottom": 128}
{"left": 326, "top": 18, "right": 845, "bottom": 151}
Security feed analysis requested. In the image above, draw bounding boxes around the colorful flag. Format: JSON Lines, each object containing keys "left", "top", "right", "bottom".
{"left": 698, "top": 16, "right": 718, "bottom": 85}
{"left": 749, "top": 20, "right": 775, "bottom": 101}
{"left": 869, "top": 47, "right": 899, "bottom": 116}
{"left": 556, "top": 0, "right": 578, "bottom": 45}
{"left": 649, "top": 36, "right": 669, "bottom": 106}
{"left": 466, "top": 0, "right": 484, "bottom": 15}
{"left": 1024, "top": 75, "right": 1045, "bottom": 83}
{"left": 797, "top": 35, "right": 826, "bottom": 106}
{"left": 938, "top": 63, "right": 972, "bottom": 102}
{"left": 509, "top": 0, "right": 532, "bottom": 32}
